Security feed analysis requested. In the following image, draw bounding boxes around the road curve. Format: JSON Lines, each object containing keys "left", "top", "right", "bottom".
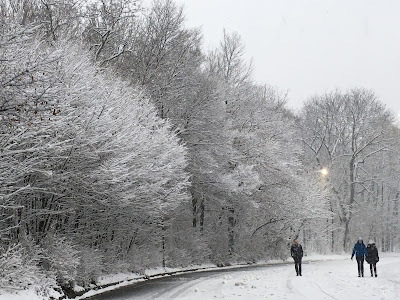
{"left": 85, "top": 263, "right": 288, "bottom": 300}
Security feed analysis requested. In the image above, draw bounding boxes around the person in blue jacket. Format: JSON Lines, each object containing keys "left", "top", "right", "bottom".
{"left": 351, "top": 237, "right": 367, "bottom": 277}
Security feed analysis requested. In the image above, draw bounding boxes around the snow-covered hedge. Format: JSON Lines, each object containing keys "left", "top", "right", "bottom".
{"left": 0, "top": 242, "right": 58, "bottom": 298}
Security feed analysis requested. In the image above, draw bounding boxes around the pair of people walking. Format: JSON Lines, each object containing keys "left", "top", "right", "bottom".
{"left": 351, "top": 237, "right": 379, "bottom": 277}
{"left": 290, "top": 238, "right": 379, "bottom": 278}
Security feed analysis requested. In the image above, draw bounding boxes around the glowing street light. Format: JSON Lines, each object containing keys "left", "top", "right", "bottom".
{"left": 320, "top": 168, "right": 328, "bottom": 176}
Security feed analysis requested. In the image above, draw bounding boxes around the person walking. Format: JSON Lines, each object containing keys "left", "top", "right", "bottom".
{"left": 366, "top": 240, "right": 379, "bottom": 277}
{"left": 351, "top": 237, "right": 367, "bottom": 277}
{"left": 291, "top": 239, "right": 303, "bottom": 276}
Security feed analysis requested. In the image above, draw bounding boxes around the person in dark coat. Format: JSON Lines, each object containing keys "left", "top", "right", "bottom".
{"left": 351, "top": 237, "right": 367, "bottom": 277}
{"left": 366, "top": 240, "right": 379, "bottom": 277}
{"left": 291, "top": 239, "right": 303, "bottom": 276}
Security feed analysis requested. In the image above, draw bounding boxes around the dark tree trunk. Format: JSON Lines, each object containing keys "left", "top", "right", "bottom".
{"left": 228, "top": 207, "right": 235, "bottom": 255}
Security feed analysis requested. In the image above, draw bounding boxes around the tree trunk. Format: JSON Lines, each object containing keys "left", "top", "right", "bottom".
{"left": 394, "top": 192, "right": 399, "bottom": 249}
{"left": 344, "top": 156, "right": 356, "bottom": 251}
{"left": 192, "top": 194, "right": 197, "bottom": 228}
{"left": 228, "top": 207, "right": 235, "bottom": 256}
{"left": 199, "top": 197, "right": 204, "bottom": 231}
{"left": 161, "top": 221, "right": 166, "bottom": 268}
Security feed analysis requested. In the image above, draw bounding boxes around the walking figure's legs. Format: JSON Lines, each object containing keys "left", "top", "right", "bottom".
{"left": 298, "top": 259, "right": 302, "bottom": 276}
{"left": 361, "top": 259, "right": 364, "bottom": 277}
{"left": 356, "top": 257, "right": 364, "bottom": 277}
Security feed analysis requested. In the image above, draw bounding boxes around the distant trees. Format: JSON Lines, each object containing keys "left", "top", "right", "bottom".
{"left": 190, "top": 31, "right": 330, "bottom": 261}
{"left": 299, "top": 89, "right": 397, "bottom": 251}
{"left": 83, "top": 0, "right": 140, "bottom": 63}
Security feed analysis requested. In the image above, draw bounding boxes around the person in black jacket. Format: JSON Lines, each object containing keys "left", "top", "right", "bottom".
{"left": 291, "top": 239, "right": 303, "bottom": 276}
{"left": 366, "top": 240, "right": 379, "bottom": 277}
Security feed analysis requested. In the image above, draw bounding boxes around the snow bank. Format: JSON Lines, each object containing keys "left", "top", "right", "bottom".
{"left": 97, "top": 273, "right": 142, "bottom": 286}
{"left": 0, "top": 288, "right": 61, "bottom": 300}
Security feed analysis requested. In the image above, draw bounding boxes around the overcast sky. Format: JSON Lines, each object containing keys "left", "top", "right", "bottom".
{"left": 172, "top": 0, "right": 400, "bottom": 117}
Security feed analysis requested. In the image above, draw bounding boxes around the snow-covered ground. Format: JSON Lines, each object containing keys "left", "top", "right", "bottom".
{"left": 77, "top": 255, "right": 346, "bottom": 299}
{"left": 162, "top": 254, "right": 400, "bottom": 300}
{"left": 83, "top": 253, "right": 400, "bottom": 300}
{"left": 0, "top": 289, "right": 61, "bottom": 300}
{"left": 3, "top": 254, "right": 400, "bottom": 299}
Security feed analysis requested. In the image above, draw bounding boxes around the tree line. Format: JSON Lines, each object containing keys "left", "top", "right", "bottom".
{"left": 0, "top": 0, "right": 399, "bottom": 297}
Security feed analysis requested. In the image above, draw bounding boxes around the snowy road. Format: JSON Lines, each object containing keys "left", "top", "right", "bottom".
{"left": 86, "top": 254, "right": 400, "bottom": 300}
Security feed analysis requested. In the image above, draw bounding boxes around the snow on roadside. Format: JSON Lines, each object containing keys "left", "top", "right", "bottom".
{"left": 0, "top": 288, "right": 62, "bottom": 300}
{"left": 143, "top": 263, "right": 216, "bottom": 277}
{"left": 96, "top": 273, "right": 142, "bottom": 286}
{"left": 0, "top": 290, "right": 38, "bottom": 300}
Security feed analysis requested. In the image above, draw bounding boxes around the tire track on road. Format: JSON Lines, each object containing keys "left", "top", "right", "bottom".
{"left": 313, "top": 281, "right": 338, "bottom": 300}
{"left": 167, "top": 273, "right": 223, "bottom": 299}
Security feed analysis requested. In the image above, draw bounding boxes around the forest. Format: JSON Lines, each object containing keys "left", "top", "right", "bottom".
{"left": 1, "top": 0, "right": 399, "bottom": 297}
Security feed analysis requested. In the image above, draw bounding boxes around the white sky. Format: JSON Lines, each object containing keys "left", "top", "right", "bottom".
{"left": 172, "top": 0, "right": 400, "bottom": 116}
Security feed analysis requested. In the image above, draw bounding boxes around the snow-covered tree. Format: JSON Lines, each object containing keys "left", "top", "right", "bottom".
{"left": 0, "top": 11, "right": 190, "bottom": 290}
{"left": 300, "top": 89, "right": 396, "bottom": 251}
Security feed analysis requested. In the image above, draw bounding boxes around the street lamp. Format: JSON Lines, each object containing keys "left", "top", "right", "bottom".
{"left": 320, "top": 168, "right": 328, "bottom": 176}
